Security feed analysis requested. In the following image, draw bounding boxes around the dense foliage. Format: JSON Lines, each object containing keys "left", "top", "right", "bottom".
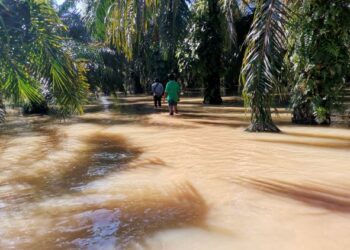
{"left": 59, "top": 5, "right": 125, "bottom": 95}
{"left": 288, "top": 0, "right": 350, "bottom": 125}
{"left": 84, "top": 0, "right": 191, "bottom": 93}
{"left": 0, "top": 0, "right": 88, "bottom": 118}
{"left": 0, "top": 0, "right": 349, "bottom": 132}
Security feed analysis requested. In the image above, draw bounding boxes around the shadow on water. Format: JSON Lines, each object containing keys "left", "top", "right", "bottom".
{"left": 193, "top": 120, "right": 248, "bottom": 128}
{"left": 238, "top": 177, "right": 350, "bottom": 213}
{"left": 253, "top": 138, "right": 350, "bottom": 150}
{"left": 78, "top": 116, "right": 138, "bottom": 126}
{"left": 0, "top": 114, "right": 209, "bottom": 249}
{"left": 0, "top": 116, "right": 56, "bottom": 138}
{"left": 78, "top": 113, "right": 200, "bottom": 129}
{"left": 47, "top": 133, "right": 143, "bottom": 193}
{"left": 0, "top": 132, "right": 143, "bottom": 205}
{"left": 284, "top": 131, "right": 350, "bottom": 141}
{"left": 110, "top": 96, "right": 242, "bottom": 117}
{"left": 82, "top": 96, "right": 293, "bottom": 131}
{"left": 180, "top": 113, "right": 249, "bottom": 121}
{"left": 7, "top": 183, "right": 208, "bottom": 250}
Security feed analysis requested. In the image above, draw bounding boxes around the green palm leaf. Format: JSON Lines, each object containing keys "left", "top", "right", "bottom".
{"left": 240, "top": 0, "right": 288, "bottom": 132}
{"left": 0, "top": 0, "right": 88, "bottom": 118}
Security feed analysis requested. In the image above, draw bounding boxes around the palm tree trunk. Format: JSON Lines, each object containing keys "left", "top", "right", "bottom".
{"left": 246, "top": 96, "right": 280, "bottom": 132}
{"left": 132, "top": 72, "right": 144, "bottom": 94}
{"left": 204, "top": 73, "right": 222, "bottom": 104}
{"left": 202, "top": 0, "right": 223, "bottom": 104}
{"left": 0, "top": 96, "right": 5, "bottom": 123}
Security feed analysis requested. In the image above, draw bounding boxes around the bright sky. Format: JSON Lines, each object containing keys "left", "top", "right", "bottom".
{"left": 54, "top": 0, "right": 86, "bottom": 13}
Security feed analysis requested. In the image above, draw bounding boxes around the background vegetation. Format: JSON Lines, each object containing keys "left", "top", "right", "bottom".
{"left": 0, "top": 0, "right": 349, "bottom": 132}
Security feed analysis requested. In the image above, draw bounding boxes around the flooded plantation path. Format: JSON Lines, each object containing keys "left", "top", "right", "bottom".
{"left": 0, "top": 96, "right": 350, "bottom": 250}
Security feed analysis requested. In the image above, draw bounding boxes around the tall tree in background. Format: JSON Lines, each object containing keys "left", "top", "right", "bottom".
{"left": 85, "top": 0, "right": 191, "bottom": 93}
{"left": 83, "top": 0, "right": 255, "bottom": 100}
{"left": 198, "top": 0, "right": 224, "bottom": 104}
{"left": 0, "top": 0, "right": 348, "bottom": 131}
{"left": 58, "top": 1, "right": 127, "bottom": 95}
{"left": 178, "top": 0, "right": 253, "bottom": 103}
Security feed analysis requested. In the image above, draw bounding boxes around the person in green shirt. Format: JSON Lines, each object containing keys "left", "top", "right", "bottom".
{"left": 163, "top": 74, "right": 181, "bottom": 115}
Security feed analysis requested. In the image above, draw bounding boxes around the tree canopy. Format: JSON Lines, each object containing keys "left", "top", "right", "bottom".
{"left": 0, "top": 0, "right": 88, "bottom": 117}
{"left": 0, "top": 0, "right": 349, "bottom": 131}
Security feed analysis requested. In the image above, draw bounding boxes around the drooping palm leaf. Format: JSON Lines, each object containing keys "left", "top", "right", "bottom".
{"left": 29, "top": 0, "right": 89, "bottom": 114}
{"left": 0, "top": 0, "right": 88, "bottom": 117}
{"left": 240, "top": 0, "right": 288, "bottom": 132}
{"left": 219, "top": 0, "right": 244, "bottom": 46}
{"left": 85, "top": 0, "right": 191, "bottom": 61}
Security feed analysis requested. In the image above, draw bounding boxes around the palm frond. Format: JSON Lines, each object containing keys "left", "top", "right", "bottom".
{"left": 219, "top": 0, "right": 243, "bottom": 46}
{"left": 240, "top": 0, "right": 288, "bottom": 132}
{"left": 85, "top": 0, "right": 190, "bottom": 62}
{"left": 29, "top": 0, "right": 89, "bottom": 114}
{"left": 0, "top": 0, "right": 88, "bottom": 118}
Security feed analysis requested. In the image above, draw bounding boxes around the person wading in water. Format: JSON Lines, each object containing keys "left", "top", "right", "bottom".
{"left": 151, "top": 78, "right": 164, "bottom": 109}
{"left": 163, "top": 74, "right": 181, "bottom": 116}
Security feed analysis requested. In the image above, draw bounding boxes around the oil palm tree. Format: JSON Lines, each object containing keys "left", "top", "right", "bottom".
{"left": 177, "top": 0, "right": 253, "bottom": 104}
{"left": 240, "top": 0, "right": 288, "bottom": 132}
{"left": 85, "top": 0, "right": 190, "bottom": 59}
{"left": 196, "top": 0, "right": 225, "bottom": 104}
{"left": 0, "top": 0, "right": 88, "bottom": 118}
{"left": 82, "top": 0, "right": 290, "bottom": 132}
{"left": 84, "top": 0, "right": 191, "bottom": 93}
{"left": 84, "top": 0, "right": 256, "bottom": 100}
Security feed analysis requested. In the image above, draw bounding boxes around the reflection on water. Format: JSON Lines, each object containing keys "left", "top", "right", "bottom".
{"left": 0, "top": 96, "right": 350, "bottom": 250}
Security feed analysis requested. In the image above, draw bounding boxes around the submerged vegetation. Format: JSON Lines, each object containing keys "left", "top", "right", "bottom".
{"left": 0, "top": 0, "right": 349, "bottom": 131}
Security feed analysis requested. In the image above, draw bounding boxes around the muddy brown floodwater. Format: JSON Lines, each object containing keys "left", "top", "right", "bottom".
{"left": 0, "top": 96, "right": 350, "bottom": 250}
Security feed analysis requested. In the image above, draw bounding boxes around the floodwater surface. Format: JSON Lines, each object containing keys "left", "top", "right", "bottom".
{"left": 0, "top": 96, "right": 350, "bottom": 250}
